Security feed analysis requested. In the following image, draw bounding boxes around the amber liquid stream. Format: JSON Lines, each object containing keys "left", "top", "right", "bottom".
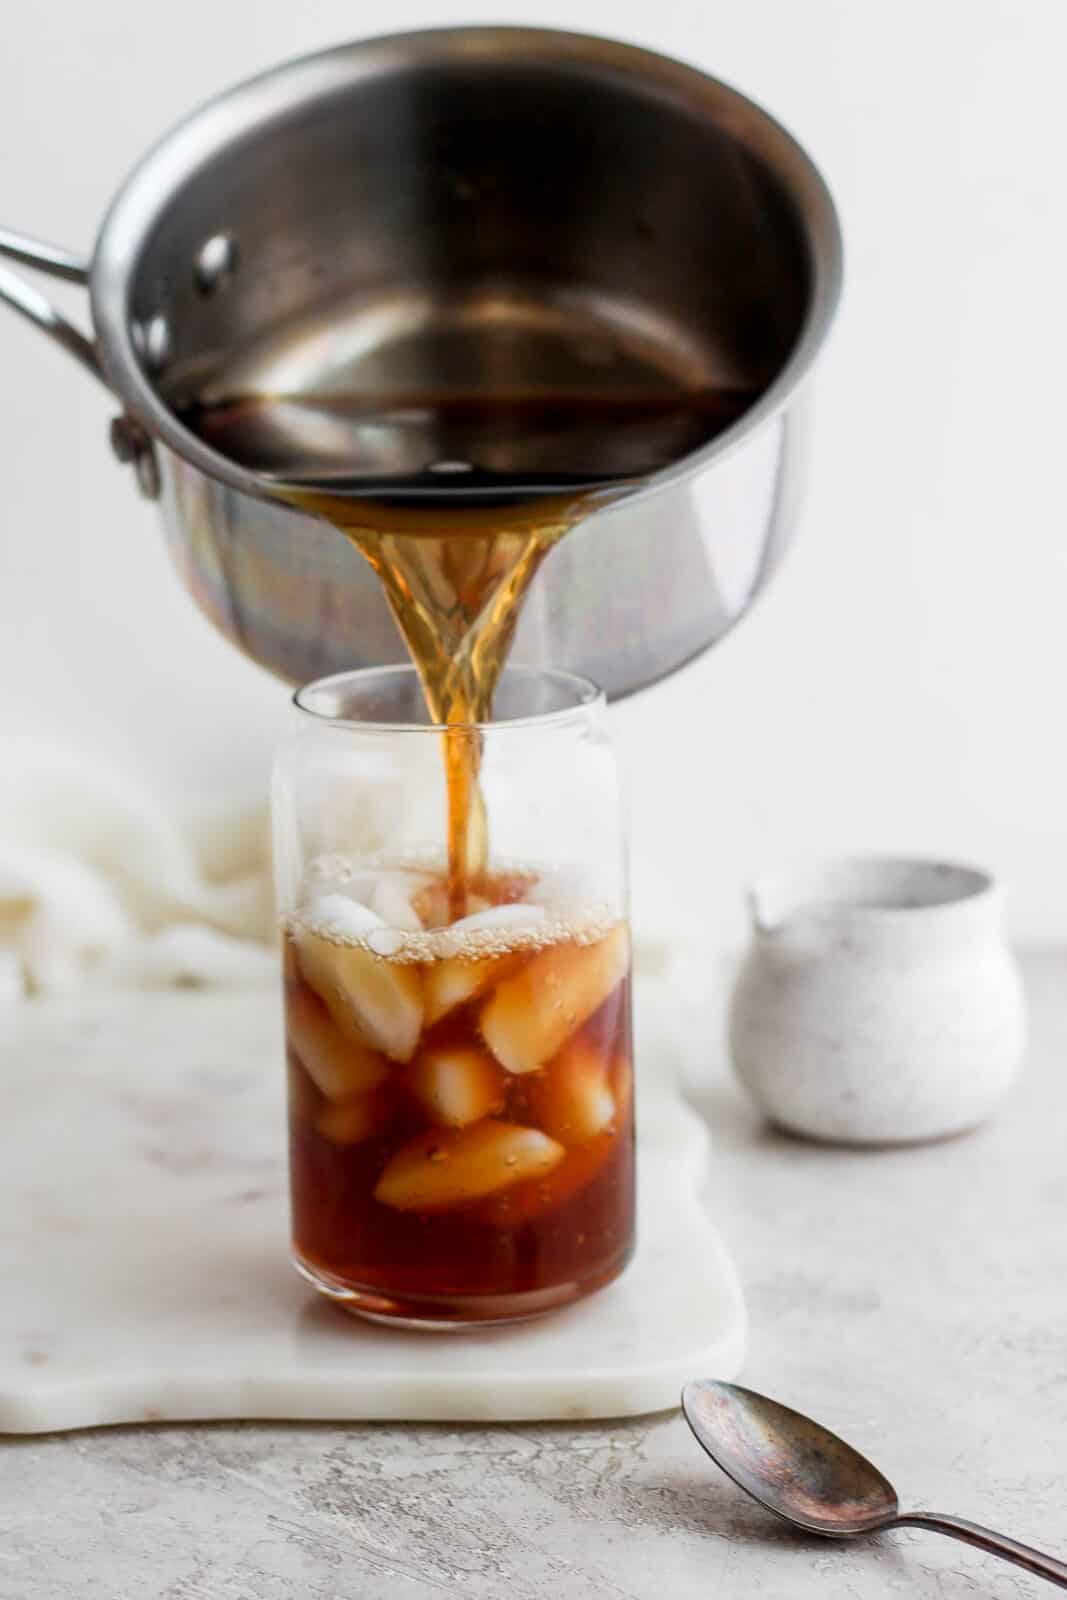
{"left": 280, "top": 487, "right": 592, "bottom": 919}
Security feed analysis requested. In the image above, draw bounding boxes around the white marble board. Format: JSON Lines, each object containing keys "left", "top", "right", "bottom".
{"left": 0, "top": 986, "right": 745, "bottom": 1433}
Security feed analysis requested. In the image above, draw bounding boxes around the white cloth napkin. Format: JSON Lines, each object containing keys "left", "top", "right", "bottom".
{"left": 0, "top": 740, "right": 276, "bottom": 1005}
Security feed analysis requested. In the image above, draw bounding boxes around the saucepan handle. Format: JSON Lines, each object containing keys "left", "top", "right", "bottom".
{"left": 0, "top": 227, "right": 106, "bottom": 386}
{"left": 0, "top": 227, "right": 89, "bottom": 283}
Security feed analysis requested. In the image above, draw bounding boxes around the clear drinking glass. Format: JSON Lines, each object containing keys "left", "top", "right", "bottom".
{"left": 273, "top": 665, "right": 635, "bottom": 1327}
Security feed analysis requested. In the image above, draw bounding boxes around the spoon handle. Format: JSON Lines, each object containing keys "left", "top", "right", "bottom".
{"left": 896, "top": 1512, "right": 1067, "bottom": 1589}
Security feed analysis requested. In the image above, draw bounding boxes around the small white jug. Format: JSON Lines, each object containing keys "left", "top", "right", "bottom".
{"left": 729, "top": 856, "right": 1027, "bottom": 1145}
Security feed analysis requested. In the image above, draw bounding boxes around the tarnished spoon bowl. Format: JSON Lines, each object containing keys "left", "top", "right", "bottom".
{"left": 682, "top": 1380, "right": 1067, "bottom": 1588}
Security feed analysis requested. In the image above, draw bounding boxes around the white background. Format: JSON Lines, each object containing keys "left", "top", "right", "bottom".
{"left": 1, "top": 0, "right": 1064, "bottom": 949}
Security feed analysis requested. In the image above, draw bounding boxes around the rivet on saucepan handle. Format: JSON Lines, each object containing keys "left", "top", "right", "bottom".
{"left": 142, "top": 313, "right": 171, "bottom": 374}
{"left": 109, "top": 416, "right": 161, "bottom": 501}
{"left": 194, "top": 232, "right": 239, "bottom": 295}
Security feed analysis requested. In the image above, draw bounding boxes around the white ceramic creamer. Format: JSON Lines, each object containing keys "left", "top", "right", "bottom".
{"left": 729, "top": 857, "right": 1027, "bottom": 1145}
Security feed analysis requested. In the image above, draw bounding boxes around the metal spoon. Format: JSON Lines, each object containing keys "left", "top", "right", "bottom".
{"left": 683, "top": 1380, "right": 1067, "bottom": 1589}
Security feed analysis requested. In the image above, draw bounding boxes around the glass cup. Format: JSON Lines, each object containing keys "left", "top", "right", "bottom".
{"left": 272, "top": 665, "right": 635, "bottom": 1327}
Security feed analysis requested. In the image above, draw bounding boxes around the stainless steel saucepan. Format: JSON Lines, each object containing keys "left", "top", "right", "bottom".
{"left": 0, "top": 27, "right": 842, "bottom": 697}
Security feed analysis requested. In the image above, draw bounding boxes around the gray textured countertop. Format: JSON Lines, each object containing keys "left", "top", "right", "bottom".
{"left": 3, "top": 952, "right": 1065, "bottom": 1599}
